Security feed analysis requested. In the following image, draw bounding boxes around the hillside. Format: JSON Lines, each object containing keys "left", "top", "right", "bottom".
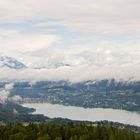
{"left": 7, "top": 80, "right": 140, "bottom": 112}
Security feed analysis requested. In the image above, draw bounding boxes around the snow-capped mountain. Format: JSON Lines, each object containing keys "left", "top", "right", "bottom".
{"left": 51, "top": 63, "right": 71, "bottom": 68}
{"left": 0, "top": 56, "right": 27, "bottom": 69}
{"left": 32, "top": 62, "right": 71, "bottom": 69}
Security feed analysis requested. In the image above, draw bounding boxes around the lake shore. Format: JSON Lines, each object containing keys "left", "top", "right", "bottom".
{"left": 23, "top": 103, "right": 140, "bottom": 127}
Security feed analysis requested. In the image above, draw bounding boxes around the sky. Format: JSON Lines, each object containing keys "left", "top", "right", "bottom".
{"left": 0, "top": 0, "right": 140, "bottom": 82}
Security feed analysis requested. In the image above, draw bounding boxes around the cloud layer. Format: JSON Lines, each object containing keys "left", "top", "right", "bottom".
{"left": 0, "top": 0, "right": 140, "bottom": 82}
{"left": 0, "top": 0, "right": 140, "bottom": 34}
{"left": 0, "top": 83, "right": 14, "bottom": 103}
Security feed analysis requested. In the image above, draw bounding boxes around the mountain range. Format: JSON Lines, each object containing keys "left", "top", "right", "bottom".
{"left": 0, "top": 56, "right": 26, "bottom": 69}
{"left": 0, "top": 55, "right": 71, "bottom": 70}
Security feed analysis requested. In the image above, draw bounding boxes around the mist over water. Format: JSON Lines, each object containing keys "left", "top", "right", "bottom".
{"left": 23, "top": 103, "right": 140, "bottom": 126}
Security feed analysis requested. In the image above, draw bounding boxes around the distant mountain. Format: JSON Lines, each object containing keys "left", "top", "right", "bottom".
{"left": 33, "top": 62, "right": 71, "bottom": 69}
{"left": 0, "top": 56, "right": 27, "bottom": 69}
{"left": 51, "top": 63, "right": 71, "bottom": 68}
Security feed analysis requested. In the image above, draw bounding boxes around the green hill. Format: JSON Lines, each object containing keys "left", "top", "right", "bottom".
{"left": 0, "top": 123, "right": 140, "bottom": 140}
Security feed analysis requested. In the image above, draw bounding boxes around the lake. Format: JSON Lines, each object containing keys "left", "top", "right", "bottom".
{"left": 23, "top": 103, "right": 140, "bottom": 126}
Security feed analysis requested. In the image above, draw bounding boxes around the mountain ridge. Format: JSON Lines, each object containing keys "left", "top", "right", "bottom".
{"left": 0, "top": 56, "right": 27, "bottom": 69}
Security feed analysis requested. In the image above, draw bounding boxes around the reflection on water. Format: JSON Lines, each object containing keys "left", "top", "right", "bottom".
{"left": 23, "top": 103, "right": 140, "bottom": 126}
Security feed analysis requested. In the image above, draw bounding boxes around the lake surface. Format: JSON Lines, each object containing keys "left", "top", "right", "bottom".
{"left": 23, "top": 103, "right": 140, "bottom": 126}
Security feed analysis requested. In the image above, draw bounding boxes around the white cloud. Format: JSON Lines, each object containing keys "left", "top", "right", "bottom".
{"left": 0, "top": 64, "right": 139, "bottom": 83}
{"left": 0, "top": 28, "right": 61, "bottom": 55}
{"left": 0, "top": 0, "right": 140, "bottom": 82}
{"left": 29, "top": 80, "right": 37, "bottom": 87}
{"left": 0, "top": 90, "right": 9, "bottom": 103}
{"left": 8, "top": 95, "right": 22, "bottom": 103}
{"left": 5, "top": 83, "right": 14, "bottom": 91}
{"left": 0, "top": 83, "right": 14, "bottom": 103}
{"left": 0, "top": 0, "right": 140, "bottom": 34}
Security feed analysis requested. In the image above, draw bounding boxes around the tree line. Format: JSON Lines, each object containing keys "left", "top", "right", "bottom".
{"left": 0, "top": 123, "right": 140, "bottom": 140}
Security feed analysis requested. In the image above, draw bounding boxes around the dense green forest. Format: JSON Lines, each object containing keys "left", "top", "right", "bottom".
{"left": 0, "top": 123, "right": 140, "bottom": 140}
{"left": 0, "top": 102, "right": 49, "bottom": 123}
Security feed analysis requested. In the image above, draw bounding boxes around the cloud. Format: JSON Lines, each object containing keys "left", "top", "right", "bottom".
{"left": 0, "top": 0, "right": 140, "bottom": 82}
{"left": 0, "top": 83, "right": 23, "bottom": 104}
{"left": 0, "top": 0, "right": 140, "bottom": 34}
{"left": 0, "top": 90, "right": 9, "bottom": 103}
{"left": 0, "top": 64, "right": 139, "bottom": 83}
{"left": 0, "top": 29, "right": 61, "bottom": 54}
{"left": 5, "top": 83, "right": 14, "bottom": 91}
{"left": 0, "top": 38, "right": 140, "bottom": 82}
{"left": 8, "top": 95, "right": 22, "bottom": 103}
{"left": 0, "top": 83, "right": 14, "bottom": 103}
{"left": 23, "top": 41, "right": 140, "bottom": 68}
{"left": 29, "top": 80, "right": 37, "bottom": 87}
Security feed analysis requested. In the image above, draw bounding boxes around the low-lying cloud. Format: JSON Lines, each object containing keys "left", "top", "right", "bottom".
{"left": 0, "top": 65, "right": 139, "bottom": 83}
{"left": 0, "top": 0, "right": 140, "bottom": 83}
{"left": 8, "top": 95, "right": 23, "bottom": 103}
{"left": 0, "top": 83, "right": 14, "bottom": 103}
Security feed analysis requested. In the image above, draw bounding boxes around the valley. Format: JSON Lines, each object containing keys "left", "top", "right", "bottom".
{"left": 7, "top": 80, "right": 140, "bottom": 112}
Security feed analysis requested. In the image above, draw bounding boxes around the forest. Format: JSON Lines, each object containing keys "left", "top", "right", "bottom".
{"left": 0, "top": 123, "right": 140, "bottom": 140}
